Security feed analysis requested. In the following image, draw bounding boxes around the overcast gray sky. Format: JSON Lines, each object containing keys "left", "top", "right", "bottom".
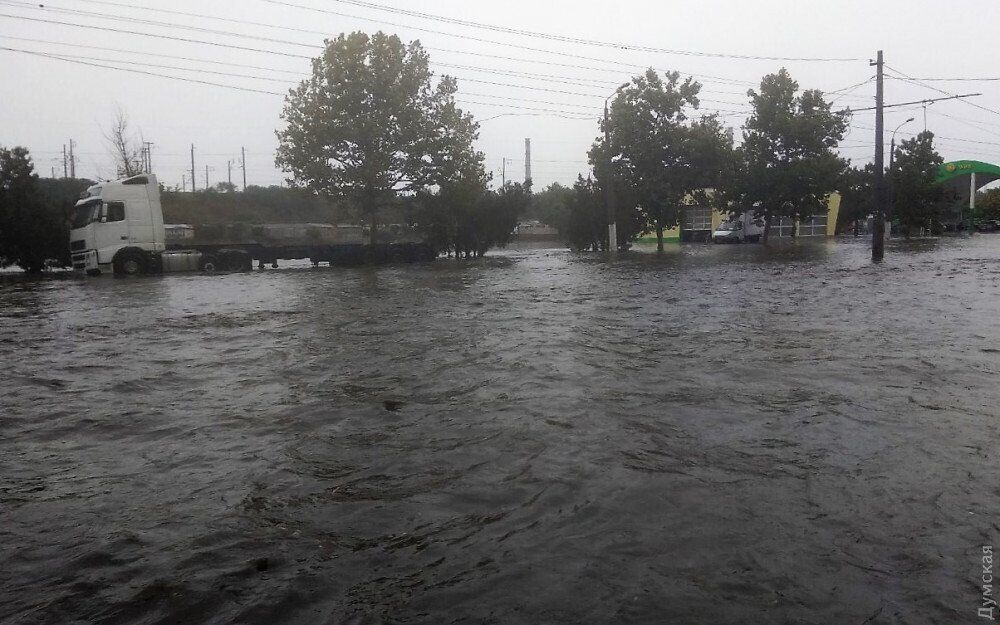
{"left": 2, "top": 0, "right": 1000, "bottom": 191}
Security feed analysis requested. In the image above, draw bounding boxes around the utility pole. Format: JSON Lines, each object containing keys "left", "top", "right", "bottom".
{"left": 69, "top": 140, "right": 76, "bottom": 178}
{"left": 190, "top": 144, "right": 196, "bottom": 192}
{"left": 872, "top": 50, "right": 887, "bottom": 263}
{"left": 62, "top": 144, "right": 68, "bottom": 178}
{"left": 143, "top": 141, "right": 153, "bottom": 173}
{"left": 888, "top": 117, "right": 914, "bottom": 230}
{"left": 604, "top": 99, "right": 618, "bottom": 254}
{"left": 524, "top": 138, "right": 532, "bottom": 187}
{"left": 241, "top": 146, "right": 247, "bottom": 191}
{"left": 227, "top": 159, "right": 233, "bottom": 187}
{"left": 205, "top": 164, "right": 211, "bottom": 189}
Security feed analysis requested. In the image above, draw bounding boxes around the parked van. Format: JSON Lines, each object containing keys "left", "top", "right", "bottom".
{"left": 713, "top": 211, "right": 763, "bottom": 243}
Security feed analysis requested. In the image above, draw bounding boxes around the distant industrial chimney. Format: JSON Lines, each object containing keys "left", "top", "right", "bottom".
{"left": 524, "top": 138, "right": 532, "bottom": 187}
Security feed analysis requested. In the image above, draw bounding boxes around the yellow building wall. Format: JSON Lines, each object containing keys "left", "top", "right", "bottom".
{"left": 826, "top": 192, "right": 841, "bottom": 236}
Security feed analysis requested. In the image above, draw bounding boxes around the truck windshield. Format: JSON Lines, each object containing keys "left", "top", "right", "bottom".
{"left": 71, "top": 200, "right": 101, "bottom": 229}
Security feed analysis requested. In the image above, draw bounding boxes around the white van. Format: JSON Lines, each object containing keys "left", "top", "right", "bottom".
{"left": 713, "top": 211, "right": 764, "bottom": 243}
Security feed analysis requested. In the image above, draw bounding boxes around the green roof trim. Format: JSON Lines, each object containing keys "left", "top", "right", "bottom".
{"left": 937, "top": 160, "right": 1000, "bottom": 184}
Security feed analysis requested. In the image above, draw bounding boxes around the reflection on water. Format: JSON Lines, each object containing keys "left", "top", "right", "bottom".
{"left": 3, "top": 236, "right": 1000, "bottom": 623}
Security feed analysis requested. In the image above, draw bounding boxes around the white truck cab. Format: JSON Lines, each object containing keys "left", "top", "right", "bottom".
{"left": 70, "top": 174, "right": 166, "bottom": 275}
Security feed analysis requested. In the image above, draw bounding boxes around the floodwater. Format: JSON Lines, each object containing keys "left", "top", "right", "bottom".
{"left": 2, "top": 237, "right": 1000, "bottom": 624}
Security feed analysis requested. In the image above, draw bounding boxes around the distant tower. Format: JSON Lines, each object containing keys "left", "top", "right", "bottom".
{"left": 524, "top": 138, "right": 532, "bottom": 187}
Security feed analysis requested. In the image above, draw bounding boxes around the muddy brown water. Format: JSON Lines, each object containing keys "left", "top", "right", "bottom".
{"left": 2, "top": 237, "right": 1000, "bottom": 624}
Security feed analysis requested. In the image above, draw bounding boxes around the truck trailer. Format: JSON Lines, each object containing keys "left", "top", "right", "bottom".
{"left": 69, "top": 174, "right": 434, "bottom": 275}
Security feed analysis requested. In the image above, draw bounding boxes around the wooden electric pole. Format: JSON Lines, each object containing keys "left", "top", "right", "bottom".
{"left": 604, "top": 100, "right": 618, "bottom": 254}
{"left": 872, "top": 50, "right": 887, "bottom": 263}
{"left": 190, "top": 144, "right": 196, "bottom": 192}
{"left": 241, "top": 146, "right": 247, "bottom": 191}
{"left": 524, "top": 138, "right": 532, "bottom": 187}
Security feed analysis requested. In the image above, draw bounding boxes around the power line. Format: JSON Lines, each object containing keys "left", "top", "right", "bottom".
{"left": 0, "top": 11, "right": 759, "bottom": 103}
{"left": 0, "top": 45, "right": 613, "bottom": 119}
{"left": 900, "top": 76, "right": 1000, "bottom": 82}
{"left": 295, "top": 0, "right": 863, "bottom": 62}
{"left": 0, "top": 34, "right": 306, "bottom": 74}
{"left": 927, "top": 109, "right": 1000, "bottom": 141}
{"left": 885, "top": 65, "right": 1000, "bottom": 118}
{"left": 41, "top": 0, "right": 761, "bottom": 87}
{"left": 847, "top": 93, "right": 983, "bottom": 113}
{"left": 458, "top": 100, "right": 591, "bottom": 118}
{"left": 0, "top": 46, "right": 286, "bottom": 95}
{"left": 13, "top": 48, "right": 296, "bottom": 83}
{"left": 851, "top": 123, "right": 1000, "bottom": 149}
{"left": 0, "top": 12, "right": 313, "bottom": 58}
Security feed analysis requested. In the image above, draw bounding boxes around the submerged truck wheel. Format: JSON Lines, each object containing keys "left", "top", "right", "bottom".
{"left": 218, "top": 249, "right": 252, "bottom": 272}
{"left": 113, "top": 249, "right": 148, "bottom": 276}
{"left": 199, "top": 254, "right": 220, "bottom": 272}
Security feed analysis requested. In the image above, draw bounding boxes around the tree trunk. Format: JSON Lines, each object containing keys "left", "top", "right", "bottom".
{"left": 656, "top": 219, "right": 664, "bottom": 252}
{"left": 762, "top": 214, "right": 772, "bottom": 243}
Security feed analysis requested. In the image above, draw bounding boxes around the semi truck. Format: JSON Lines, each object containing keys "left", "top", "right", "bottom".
{"left": 69, "top": 174, "right": 434, "bottom": 275}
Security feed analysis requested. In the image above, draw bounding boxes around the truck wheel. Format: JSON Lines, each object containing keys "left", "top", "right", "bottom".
{"left": 113, "top": 250, "right": 148, "bottom": 276}
{"left": 199, "top": 254, "right": 219, "bottom": 272}
{"left": 225, "top": 251, "right": 252, "bottom": 272}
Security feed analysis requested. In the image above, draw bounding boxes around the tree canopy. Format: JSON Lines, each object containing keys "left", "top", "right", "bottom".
{"left": 891, "top": 131, "right": 949, "bottom": 235}
{"left": 837, "top": 164, "right": 876, "bottom": 235}
{"left": 276, "top": 31, "right": 484, "bottom": 245}
{"left": 590, "top": 70, "right": 733, "bottom": 250}
{"left": 724, "top": 69, "right": 848, "bottom": 241}
{"left": 0, "top": 147, "right": 85, "bottom": 272}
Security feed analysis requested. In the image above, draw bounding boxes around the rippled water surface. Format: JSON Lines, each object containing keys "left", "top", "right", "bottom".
{"left": 3, "top": 238, "right": 1000, "bottom": 624}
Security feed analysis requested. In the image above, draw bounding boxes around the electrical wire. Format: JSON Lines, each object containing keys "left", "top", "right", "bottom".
{"left": 0, "top": 10, "right": 756, "bottom": 102}
{"left": 303, "top": 0, "right": 864, "bottom": 62}
{"left": 59, "top": 0, "right": 763, "bottom": 87}
{"left": 0, "top": 34, "right": 306, "bottom": 75}
{"left": 0, "top": 45, "right": 287, "bottom": 95}
{"left": 885, "top": 65, "right": 1000, "bottom": 118}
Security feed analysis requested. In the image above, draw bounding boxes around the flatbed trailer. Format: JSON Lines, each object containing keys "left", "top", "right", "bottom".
{"left": 69, "top": 174, "right": 434, "bottom": 275}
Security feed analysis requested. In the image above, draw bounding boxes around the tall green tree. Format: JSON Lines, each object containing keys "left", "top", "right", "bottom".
{"left": 413, "top": 179, "right": 529, "bottom": 258}
{"left": 0, "top": 147, "right": 72, "bottom": 272}
{"left": 890, "top": 131, "right": 948, "bottom": 235}
{"left": 729, "top": 69, "right": 849, "bottom": 241}
{"left": 838, "top": 164, "right": 876, "bottom": 235}
{"left": 563, "top": 176, "right": 607, "bottom": 252}
{"left": 526, "top": 182, "right": 574, "bottom": 228}
{"left": 276, "top": 31, "right": 483, "bottom": 245}
{"left": 977, "top": 188, "right": 1000, "bottom": 222}
{"left": 590, "top": 70, "right": 734, "bottom": 251}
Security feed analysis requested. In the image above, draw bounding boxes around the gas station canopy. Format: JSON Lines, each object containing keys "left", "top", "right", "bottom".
{"left": 937, "top": 160, "right": 1000, "bottom": 207}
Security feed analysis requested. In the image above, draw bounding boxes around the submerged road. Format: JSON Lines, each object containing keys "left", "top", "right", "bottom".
{"left": 2, "top": 237, "right": 999, "bottom": 624}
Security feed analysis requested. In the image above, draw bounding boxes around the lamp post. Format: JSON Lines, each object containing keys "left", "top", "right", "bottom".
{"left": 887, "top": 117, "right": 914, "bottom": 236}
{"left": 604, "top": 82, "right": 629, "bottom": 254}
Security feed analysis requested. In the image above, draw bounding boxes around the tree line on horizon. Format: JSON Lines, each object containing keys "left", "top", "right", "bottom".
{"left": 0, "top": 30, "right": 983, "bottom": 272}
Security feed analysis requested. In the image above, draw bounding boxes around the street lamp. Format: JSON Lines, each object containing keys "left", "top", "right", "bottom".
{"left": 887, "top": 117, "right": 914, "bottom": 233}
{"left": 604, "top": 82, "right": 629, "bottom": 254}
